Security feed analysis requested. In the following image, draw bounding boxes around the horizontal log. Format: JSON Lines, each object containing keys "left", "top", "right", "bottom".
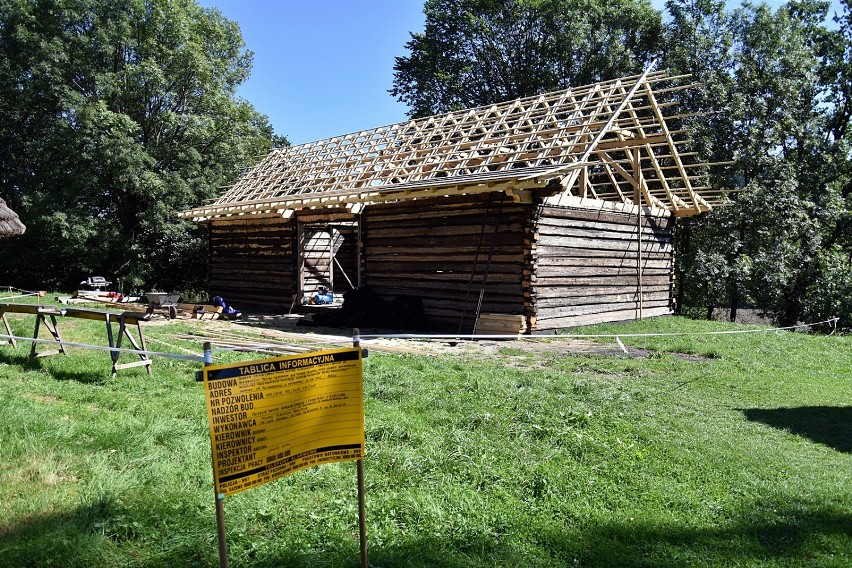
{"left": 534, "top": 245, "right": 670, "bottom": 259}
{"left": 210, "top": 258, "right": 294, "bottom": 270}
{"left": 365, "top": 244, "right": 525, "bottom": 256}
{"left": 368, "top": 194, "right": 519, "bottom": 213}
{"left": 210, "top": 217, "right": 295, "bottom": 229}
{"left": 365, "top": 232, "right": 526, "bottom": 248}
{"left": 531, "top": 256, "right": 670, "bottom": 269}
{"left": 533, "top": 289, "right": 670, "bottom": 307}
{"left": 367, "top": 222, "right": 526, "bottom": 240}
{"left": 366, "top": 270, "right": 522, "bottom": 286}
{"left": 532, "top": 274, "right": 671, "bottom": 287}
{"left": 210, "top": 224, "right": 295, "bottom": 236}
{"left": 534, "top": 265, "right": 671, "bottom": 278}
{"left": 536, "top": 213, "right": 669, "bottom": 231}
{"left": 211, "top": 245, "right": 292, "bottom": 255}
{"left": 209, "top": 277, "right": 295, "bottom": 291}
{"left": 538, "top": 234, "right": 672, "bottom": 251}
{"left": 535, "top": 299, "right": 671, "bottom": 319}
{"left": 367, "top": 261, "right": 523, "bottom": 275}
{"left": 210, "top": 269, "right": 295, "bottom": 282}
{"left": 364, "top": 252, "right": 525, "bottom": 264}
{"left": 536, "top": 224, "right": 671, "bottom": 242}
{"left": 296, "top": 211, "right": 358, "bottom": 223}
{"left": 533, "top": 306, "right": 673, "bottom": 330}
{"left": 539, "top": 206, "right": 671, "bottom": 228}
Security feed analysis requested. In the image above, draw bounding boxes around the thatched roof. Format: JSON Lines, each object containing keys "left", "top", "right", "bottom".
{"left": 182, "top": 66, "right": 722, "bottom": 222}
{"left": 0, "top": 198, "right": 25, "bottom": 237}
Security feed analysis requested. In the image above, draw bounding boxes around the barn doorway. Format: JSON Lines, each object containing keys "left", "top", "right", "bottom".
{"left": 297, "top": 220, "right": 360, "bottom": 308}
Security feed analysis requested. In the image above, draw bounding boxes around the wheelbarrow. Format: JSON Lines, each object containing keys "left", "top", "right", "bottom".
{"left": 145, "top": 292, "right": 181, "bottom": 319}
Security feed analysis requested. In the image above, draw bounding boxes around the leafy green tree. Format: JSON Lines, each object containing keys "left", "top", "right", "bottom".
{"left": 0, "top": 0, "right": 276, "bottom": 292}
{"left": 391, "top": 0, "right": 664, "bottom": 117}
{"left": 661, "top": 0, "right": 738, "bottom": 319}
{"left": 668, "top": 0, "right": 852, "bottom": 327}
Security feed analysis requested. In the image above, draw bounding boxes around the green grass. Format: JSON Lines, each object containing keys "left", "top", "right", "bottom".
{"left": 0, "top": 303, "right": 849, "bottom": 567}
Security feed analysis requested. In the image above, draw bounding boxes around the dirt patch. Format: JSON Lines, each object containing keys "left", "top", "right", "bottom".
{"left": 163, "top": 313, "right": 718, "bottom": 362}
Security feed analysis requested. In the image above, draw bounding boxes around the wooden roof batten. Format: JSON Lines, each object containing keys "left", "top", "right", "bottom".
{"left": 180, "top": 64, "right": 720, "bottom": 222}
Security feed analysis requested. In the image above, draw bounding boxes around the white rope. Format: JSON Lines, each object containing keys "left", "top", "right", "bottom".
{"left": 0, "top": 333, "right": 205, "bottom": 362}
{"left": 0, "top": 290, "right": 41, "bottom": 301}
{"left": 144, "top": 335, "right": 204, "bottom": 357}
{"left": 357, "top": 317, "right": 840, "bottom": 341}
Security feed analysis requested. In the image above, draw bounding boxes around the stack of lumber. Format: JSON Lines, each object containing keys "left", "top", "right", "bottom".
{"left": 474, "top": 313, "right": 528, "bottom": 336}
{"left": 175, "top": 303, "right": 225, "bottom": 320}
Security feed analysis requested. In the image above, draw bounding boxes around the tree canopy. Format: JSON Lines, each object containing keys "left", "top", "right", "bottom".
{"left": 665, "top": 0, "right": 852, "bottom": 327}
{"left": 391, "top": 0, "right": 664, "bottom": 117}
{"left": 0, "top": 0, "right": 277, "bottom": 292}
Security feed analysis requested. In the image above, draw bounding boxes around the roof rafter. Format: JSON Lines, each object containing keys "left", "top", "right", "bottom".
{"left": 181, "top": 67, "right": 721, "bottom": 221}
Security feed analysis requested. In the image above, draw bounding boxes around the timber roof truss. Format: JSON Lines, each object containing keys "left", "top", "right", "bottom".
{"left": 181, "top": 66, "right": 722, "bottom": 221}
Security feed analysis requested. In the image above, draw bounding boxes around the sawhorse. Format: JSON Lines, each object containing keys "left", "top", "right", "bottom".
{"left": 0, "top": 303, "right": 66, "bottom": 358}
{"left": 61, "top": 308, "right": 153, "bottom": 376}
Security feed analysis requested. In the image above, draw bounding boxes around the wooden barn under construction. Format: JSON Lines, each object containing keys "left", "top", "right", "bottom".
{"left": 181, "top": 68, "right": 724, "bottom": 333}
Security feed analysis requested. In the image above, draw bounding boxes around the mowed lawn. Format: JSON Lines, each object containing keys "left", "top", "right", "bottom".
{"left": 0, "top": 310, "right": 849, "bottom": 567}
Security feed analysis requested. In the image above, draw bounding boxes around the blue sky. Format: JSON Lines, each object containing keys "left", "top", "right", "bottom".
{"left": 198, "top": 1, "right": 426, "bottom": 144}
{"left": 199, "top": 1, "right": 835, "bottom": 145}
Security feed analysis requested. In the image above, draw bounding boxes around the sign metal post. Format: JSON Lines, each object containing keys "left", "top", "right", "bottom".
{"left": 204, "top": 341, "right": 230, "bottom": 568}
{"left": 354, "top": 329, "right": 368, "bottom": 568}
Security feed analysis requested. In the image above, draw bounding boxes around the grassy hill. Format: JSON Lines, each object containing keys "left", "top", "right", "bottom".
{"left": 0, "top": 307, "right": 849, "bottom": 567}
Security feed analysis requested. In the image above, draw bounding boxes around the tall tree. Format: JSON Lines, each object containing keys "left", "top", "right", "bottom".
{"left": 666, "top": 0, "right": 852, "bottom": 327}
{"left": 391, "top": 0, "right": 664, "bottom": 117}
{"left": 0, "top": 0, "right": 277, "bottom": 291}
{"left": 661, "top": 0, "right": 737, "bottom": 320}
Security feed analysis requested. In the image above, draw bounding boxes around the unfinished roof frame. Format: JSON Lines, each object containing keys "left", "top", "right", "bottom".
{"left": 181, "top": 65, "right": 721, "bottom": 222}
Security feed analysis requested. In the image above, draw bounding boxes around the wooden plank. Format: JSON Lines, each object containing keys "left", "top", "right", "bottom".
{"left": 533, "top": 305, "right": 673, "bottom": 330}
{"left": 536, "top": 224, "right": 671, "bottom": 241}
{"left": 535, "top": 299, "right": 671, "bottom": 319}
{"left": 0, "top": 304, "right": 62, "bottom": 315}
{"left": 534, "top": 265, "right": 671, "bottom": 278}
{"left": 533, "top": 288, "right": 670, "bottom": 307}
{"left": 536, "top": 238, "right": 672, "bottom": 253}
{"left": 530, "top": 256, "right": 670, "bottom": 269}
{"left": 532, "top": 274, "right": 670, "bottom": 288}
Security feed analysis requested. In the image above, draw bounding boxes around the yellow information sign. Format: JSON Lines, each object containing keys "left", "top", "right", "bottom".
{"left": 202, "top": 347, "right": 364, "bottom": 496}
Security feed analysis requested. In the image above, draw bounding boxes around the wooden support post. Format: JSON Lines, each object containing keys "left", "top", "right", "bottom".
{"left": 0, "top": 304, "right": 65, "bottom": 357}
{"left": 113, "top": 312, "right": 153, "bottom": 376}
{"left": 353, "top": 329, "right": 368, "bottom": 568}
{"left": 31, "top": 310, "right": 65, "bottom": 358}
{"left": 637, "top": 198, "right": 644, "bottom": 320}
{"left": 0, "top": 306, "right": 14, "bottom": 348}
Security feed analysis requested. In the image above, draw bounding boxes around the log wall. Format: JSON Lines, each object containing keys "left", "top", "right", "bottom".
{"left": 204, "top": 199, "right": 674, "bottom": 331}
{"left": 363, "top": 195, "right": 534, "bottom": 331}
{"left": 529, "top": 205, "right": 674, "bottom": 330}
{"left": 208, "top": 215, "right": 296, "bottom": 309}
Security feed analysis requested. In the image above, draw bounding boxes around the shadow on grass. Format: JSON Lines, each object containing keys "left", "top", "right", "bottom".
{"left": 0, "top": 348, "right": 112, "bottom": 384}
{"left": 50, "top": 367, "right": 110, "bottom": 385}
{"left": 0, "top": 350, "right": 44, "bottom": 372}
{"left": 0, "top": 495, "right": 212, "bottom": 568}
{"left": 1, "top": 496, "right": 849, "bottom": 567}
{"left": 741, "top": 406, "right": 852, "bottom": 453}
{"left": 243, "top": 502, "right": 852, "bottom": 567}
